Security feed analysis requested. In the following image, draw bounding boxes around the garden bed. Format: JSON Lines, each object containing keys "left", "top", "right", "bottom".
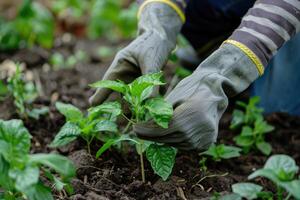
{"left": 1, "top": 37, "right": 300, "bottom": 200}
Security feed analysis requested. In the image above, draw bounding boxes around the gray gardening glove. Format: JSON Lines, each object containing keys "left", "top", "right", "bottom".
{"left": 134, "top": 43, "right": 260, "bottom": 150}
{"left": 89, "top": 3, "right": 182, "bottom": 105}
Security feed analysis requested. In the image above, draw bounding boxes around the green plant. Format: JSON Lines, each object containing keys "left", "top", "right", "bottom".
{"left": 50, "top": 50, "right": 88, "bottom": 70}
{"left": 7, "top": 64, "right": 49, "bottom": 119}
{"left": 88, "top": 0, "right": 138, "bottom": 41}
{"left": 0, "top": 119, "right": 75, "bottom": 200}
{"left": 234, "top": 117, "right": 274, "bottom": 155}
{"left": 200, "top": 144, "right": 241, "bottom": 162}
{"left": 0, "top": 80, "right": 8, "bottom": 100}
{"left": 51, "top": 0, "right": 89, "bottom": 19}
{"left": 91, "top": 72, "right": 176, "bottom": 182}
{"left": 230, "top": 155, "right": 300, "bottom": 200}
{"left": 230, "top": 96, "right": 264, "bottom": 130}
{"left": 50, "top": 101, "right": 121, "bottom": 154}
{"left": 230, "top": 97, "right": 274, "bottom": 155}
{"left": 0, "top": 0, "right": 54, "bottom": 50}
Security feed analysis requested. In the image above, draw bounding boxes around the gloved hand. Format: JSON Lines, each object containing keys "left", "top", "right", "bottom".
{"left": 134, "top": 43, "right": 260, "bottom": 150}
{"left": 89, "top": 2, "right": 183, "bottom": 105}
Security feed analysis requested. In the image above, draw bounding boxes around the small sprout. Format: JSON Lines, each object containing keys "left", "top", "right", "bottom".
{"left": 200, "top": 144, "right": 241, "bottom": 162}
{"left": 230, "top": 96, "right": 264, "bottom": 130}
{"left": 50, "top": 101, "right": 121, "bottom": 154}
{"left": 0, "top": 119, "right": 75, "bottom": 199}
{"left": 234, "top": 117, "right": 274, "bottom": 155}
{"left": 199, "top": 157, "right": 208, "bottom": 173}
{"left": 6, "top": 64, "right": 48, "bottom": 119}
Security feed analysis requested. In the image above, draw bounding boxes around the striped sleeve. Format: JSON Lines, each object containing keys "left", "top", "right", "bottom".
{"left": 225, "top": 0, "right": 300, "bottom": 75}
{"left": 137, "top": 0, "right": 188, "bottom": 22}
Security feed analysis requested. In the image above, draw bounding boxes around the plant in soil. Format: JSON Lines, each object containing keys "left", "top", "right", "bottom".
{"left": 0, "top": 0, "right": 54, "bottom": 50}
{"left": 200, "top": 144, "right": 242, "bottom": 162}
{"left": 229, "top": 154, "right": 300, "bottom": 200}
{"left": 50, "top": 101, "right": 121, "bottom": 154}
{"left": 91, "top": 71, "right": 176, "bottom": 182}
{"left": 0, "top": 119, "right": 75, "bottom": 200}
{"left": 233, "top": 117, "right": 274, "bottom": 155}
{"left": 230, "top": 96, "right": 274, "bottom": 155}
{"left": 4, "top": 64, "right": 49, "bottom": 119}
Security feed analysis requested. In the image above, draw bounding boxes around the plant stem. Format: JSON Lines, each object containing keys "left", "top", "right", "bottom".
{"left": 87, "top": 142, "right": 91, "bottom": 154}
{"left": 277, "top": 185, "right": 283, "bottom": 200}
{"left": 139, "top": 148, "right": 145, "bottom": 183}
{"left": 284, "top": 193, "right": 291, "bottom": 200}
{"left": 122, "top": 121, "right": 133, "bottom": 135}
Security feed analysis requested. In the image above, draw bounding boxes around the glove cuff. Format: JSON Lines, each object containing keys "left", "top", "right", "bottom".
{"left": 137, "top": 0, "right": 186, "bottom": 22}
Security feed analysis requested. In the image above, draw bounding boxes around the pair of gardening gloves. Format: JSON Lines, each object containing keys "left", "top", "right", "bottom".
{"left": 90, "top": 3, "right": 259, "bottom": 150}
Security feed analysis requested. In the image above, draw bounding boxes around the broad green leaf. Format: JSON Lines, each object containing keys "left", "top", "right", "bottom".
{"left": 248, "top": 168, "right": 279, "bottom": 183}
{"left": 129, "top": 72, "right": 165, "bottom": 98}
{"left": 256, "top": 141, "right": 272, "bottom": 155}
{"left": 96, "top": 135, "right": 139, "bottom": 158}
{"left": 232, "top": 183, "right": 262, "bottom": 200}
{"left": 90, "top": 80, "right": 127, "bottom": 94}
{"left": 234, "top": 135, "right": 254, "bottom": 147}
{"left": 263, "top": 154, "right": 298, "bottom": 181}
{"left": 0, "top": 155, "right": 13, "bottom": 190}
{"left": 0, "top": 119, "right": 31, "bottom": 162}
{"left": 9, "top": 166, "right": 39, "bottom": 191}
{"left": 23, "top": 182, "right": 53, "bottom": 200}
{"left": 200, "top": 144, "right": 241, "bottom": 161}
{"left": 240, "top": 126, "right": 254, "bottom": 136}
{"left": 144, "top": 97, "right": 173, "bottom": 128}
{"left": 94, "top": 120, "right": 118, "bottom": 133}
{"left": 146, "top": 144, "right": 177, "bottom": 181}
{"left": 55, "top": 102, "right": 83, "bottom": 122}
{"left": 230, "top": 110, "right": 245, "bottom": 130}
{"left": 88, "top": 101, "right": 122, "bottom": 120}
{"left": 254, "top": 119, "right": 274, "bottom": 134}
{"left": 280, "top": 180, "right": 300, "bottom": 199}
{"left": 50, "top": 122, "right": 81, "bottom": 147}
{"left": 29, "top": 153, "right": 75, "bottom": 178}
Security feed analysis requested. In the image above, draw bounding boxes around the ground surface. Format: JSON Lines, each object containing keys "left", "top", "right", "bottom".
{"left": 1, "top": 37, "right": 299, "bottom": 200}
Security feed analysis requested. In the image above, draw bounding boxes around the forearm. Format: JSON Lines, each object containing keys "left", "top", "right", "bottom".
{"left": 224, "top": 0, "right": 300, "bottom": 75}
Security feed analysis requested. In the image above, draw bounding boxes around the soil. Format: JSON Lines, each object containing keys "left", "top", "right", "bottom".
{"left": 1, "top": 36, "right": 299, "bottom": 200}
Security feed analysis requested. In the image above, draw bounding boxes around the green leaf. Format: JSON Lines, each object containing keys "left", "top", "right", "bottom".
{"left": 0, "top": 80, "right": 8, "bottom": 99}
{"left": 230, "top": 110, "right": 245, "bottom": 130}
{"left": 23, "top": 182, "right": 53, "bottom": 200}
{"left": 248, "top": 168, "right": 279, "bottom": 183}
{"left": 0, "top": 119, "right": 31, "bottom": 162}
{"left": 280, "top": 180, "right": 300, "bottom": 199}
{"left": 129, "top": 72, "right": 165, "bottom": 98}
{"left": 144, "top": 97, "right": 173, "bottom": 128}
{"left": 234, "top": 135, "right": 254, "bottom": 147}
{"left": 219, "top": 193, "right": 242, "bottom": 200}
{"left": 96, "top": 134, "right": 139, "bottom": 158}
{"left": 232, "top": 183, "right": 263, "bottom": 200}
{"left": 264, "top": 154, "right": 298, "bottom": 181}
{"left": 88, "top": 101, "right": 122, "bottom": 120}
{"left": 27, "top": 107, "right": 49, "bottom": 120}
{"left": 29, "top": 153, "right": 75, "bottom": 178}
{"left": 200, "top": 144, "right": 241, "bottom": 161}
{"left": 256, "top": 141, "right": 272, "bottom": 155}
{"left": 90, "top": 80, "right": 127, "bottom": 94}
{"left": 93, "top": 120, "right": 118, "bottom": 133}
{"left": 9, "top": 165, "right": 39, "bottom": 191}
{"left": 0, "top": 155, "right": 13, "bottom": 191}
{"left": 50, "top": 122, "right": 81, "bottom": 147}
{"left": 55, "top": 102, "right": 83, "bottom": 122}
{"left": 240, "top": 126, "right": 254, "bottom": 136}
{"left": 146, "top": 144, "right": 177, "bottom": 181}
{"left": 254, "top": 119, "right": 274, "bottom": 134}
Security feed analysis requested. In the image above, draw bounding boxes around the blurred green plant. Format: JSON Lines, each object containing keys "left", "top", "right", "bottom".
{"left": 51, "top": 0, "right": 90, "bottom": 19}
{"left": 0, "top": 119, "right": 75, "bottom": 200}
{"left": 0, "top": 0, "right": 54, "bottom": 50}
{"left": 50, "top": 50, "right": 88, "bottom": 70}
{"left": 88, "top": 0, "right": 138, "bottom": 41}
{"left": 6, "top": 64, "right": 48, "bottom": 119}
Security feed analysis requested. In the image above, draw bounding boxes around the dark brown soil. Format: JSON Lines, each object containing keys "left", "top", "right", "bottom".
{"left": 1, "top": 37, "right": 299, "bottom": 200}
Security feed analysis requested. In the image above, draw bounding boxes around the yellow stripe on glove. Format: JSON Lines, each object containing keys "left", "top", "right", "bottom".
{"left": 137, "top": 0, "right": 186, "bottom": 22}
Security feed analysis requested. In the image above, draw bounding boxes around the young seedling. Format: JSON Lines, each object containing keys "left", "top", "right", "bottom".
{"left": 0, "top": 80, "right": 8, "bottom": 100}
{"left": 230, "top": 96, "right": 264, "bottom": 130}
{"left": 249, "top": 154, "right": 300, "bottom": 200}
{"left": 200, "top": 144, "right": 242, "bottom": 162}
{"left": 0, "top": 119, "right": 75, "bottom": 200}
{"left": 7, "top": 64, "right": 49, "bottom": 119}
{"left": 231, "top": 183, "right": 273, "bottom": 200}
{"left": 91, "top": 72, "right": 176, "bottom": 182}
{"left": 50, "top": 101, "right": 121, "bottom": 154}
{"left": 234, "top": 117, "right": 274, "bottom": 155}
